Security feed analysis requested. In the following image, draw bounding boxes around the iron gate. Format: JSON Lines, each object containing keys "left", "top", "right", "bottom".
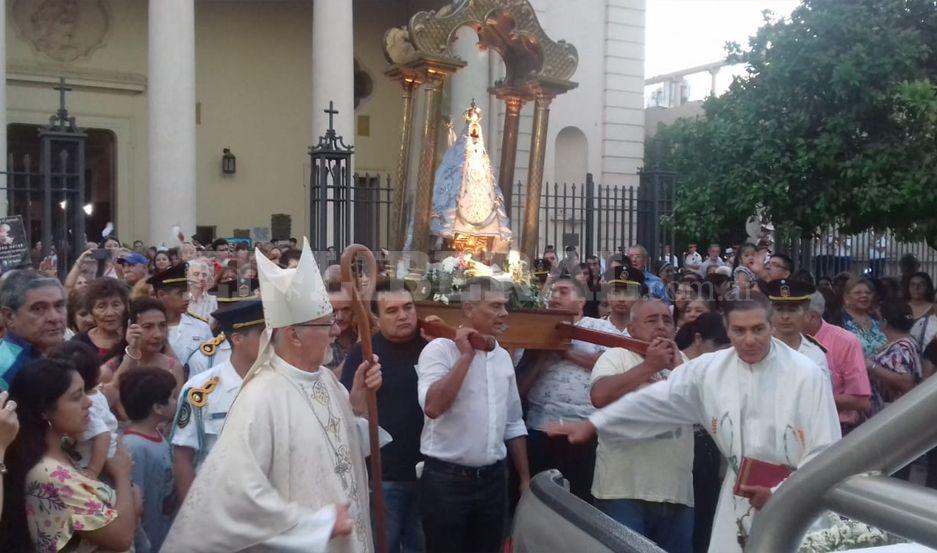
{"left": 3, "top": 79, "right": 87, "bottom": 279}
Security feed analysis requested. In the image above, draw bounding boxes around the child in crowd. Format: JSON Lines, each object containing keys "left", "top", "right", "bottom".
{"left": 119, "top": 366, "right": 179, "bottom": 552}
{"left": 50, "top": 341, "right": 118, "bottom": 479}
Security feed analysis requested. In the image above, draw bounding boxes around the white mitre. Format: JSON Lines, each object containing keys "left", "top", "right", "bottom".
{"left": 255, "top": 236, "right": 332, "bottom": 328}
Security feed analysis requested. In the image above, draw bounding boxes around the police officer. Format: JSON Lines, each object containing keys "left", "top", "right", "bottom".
{"left": 149, "top": 263, "right": 212, "bottom": 366}
{"left": 761, "top": 278, "right": 831, "bottom": 379}
{"left": 184, "top": 280, "right": 258, "bottom": 379}
{"left": 170, "top": 297, "right": 265, "bottom": 501}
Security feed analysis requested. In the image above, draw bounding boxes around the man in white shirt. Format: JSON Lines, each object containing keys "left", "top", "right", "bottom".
{"left": 417, "top": 276, "right": 529, "bottom": 553}
{"left": 698, "top": 244, "right": 726, "bottom": 277}
{"left": 520, "top": 277, "right": 606, "bottom": 501}
{"left": 171, "top": 297, "right": 264, "bottom": 502}
{"left": 149, "top": 264, "right": 212, "bottom": 366}
{"left": 660, "top": 244, "right": 679, "bottom": 269}
{"left": 684, "top": 244, "right": 703, "bottom": 275}
{"left": 588, "top": 299, "right": 694, "bottom": 553}
{"left": 764, "top": 279, "right": 831, "bottom": 380}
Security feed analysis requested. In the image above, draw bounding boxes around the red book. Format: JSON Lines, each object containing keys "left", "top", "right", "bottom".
{"left": 733, "top": 457, "right": 792, "bottom": 497}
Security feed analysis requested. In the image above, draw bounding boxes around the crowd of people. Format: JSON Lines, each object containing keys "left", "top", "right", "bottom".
{"left": 0, "top": 233, "right": 933, "bottom": 553}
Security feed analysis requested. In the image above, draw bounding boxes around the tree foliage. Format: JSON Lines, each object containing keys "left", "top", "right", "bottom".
{"left": 652, "top": 0, "right": 937, "bottom": 248}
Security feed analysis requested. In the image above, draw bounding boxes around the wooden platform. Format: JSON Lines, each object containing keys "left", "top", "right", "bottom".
{"left": 415, "top": 301, "right": 576, "bottom": 350}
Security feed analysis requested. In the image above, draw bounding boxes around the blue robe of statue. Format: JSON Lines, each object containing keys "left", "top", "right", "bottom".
{"left": 402, "top": 104, "right": 511, "bottom": 253}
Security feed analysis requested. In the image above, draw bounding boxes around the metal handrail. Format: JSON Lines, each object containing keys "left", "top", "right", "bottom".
{"left": 748, "top": 375, "right": 937, "bottom": 551}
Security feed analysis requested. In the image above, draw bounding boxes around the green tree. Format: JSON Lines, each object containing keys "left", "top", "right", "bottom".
{"left": 653, "top": 0, "right": 937, "bottom": 248}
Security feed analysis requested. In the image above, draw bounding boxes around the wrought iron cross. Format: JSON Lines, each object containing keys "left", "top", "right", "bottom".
{"left": 324, "top": 101, "right": 338, "bottom": 132}
{"left": 54, "top": 77, "right": 72, "bottom": 115}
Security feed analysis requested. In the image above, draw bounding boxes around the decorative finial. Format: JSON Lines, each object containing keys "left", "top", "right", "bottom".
{"left": 47, "top": 77, "right": 80, "bottom": 133}
{"left": 464, "top": 99, "right": 481, "bottom": 123}
{"left": 324, "top": 101, "right": 339, "bottom": 133}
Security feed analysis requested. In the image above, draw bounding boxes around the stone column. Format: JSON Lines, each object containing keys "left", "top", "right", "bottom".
{"left": 521, "top": 91, "right": 553, "bottom": 259}
{"left": 493, "top": 92, "right": 525, "bottom": 218}
{"left": 386, "top": 68, "right": 420, "bottom": 250}
{"left": 0, "top": 0, "right": 7, "bottom": 218}
{"left": 0, "top": 2, "right": 6, "bottom": 217}
{"left": 312, "top": 0, "right": 354, "bottom": 146}
{"left": 409, "top": 73, "right": 445, "bottom": 258}
{"left": 148, "top": 0, "right": 196, "bottom": 246}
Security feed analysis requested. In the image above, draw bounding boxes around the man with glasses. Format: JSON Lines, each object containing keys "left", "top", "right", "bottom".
{"left": 763, "top": 253, "right": 794, "bottom": 283}
{"left": 149, "top": 263, "right": 212, "bottom": 366}
{"left": 164, "top": 237, "right": 381, "bottom": 552}
{"left": 627, "top": 244, "right": 669, "bottom": 303}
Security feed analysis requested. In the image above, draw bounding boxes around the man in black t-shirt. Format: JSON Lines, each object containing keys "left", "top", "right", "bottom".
{"left": 341, "top": 279, "right": 427, "bottom": 553}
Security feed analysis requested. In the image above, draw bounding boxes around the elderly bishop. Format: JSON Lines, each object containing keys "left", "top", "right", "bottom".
{"left": 163, "top": 237, "right": 381, "bottom": 552}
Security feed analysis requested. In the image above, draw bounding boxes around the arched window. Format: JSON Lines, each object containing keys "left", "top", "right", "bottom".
{"left": 554, "top": 126, "right": 587, "bottom": 184}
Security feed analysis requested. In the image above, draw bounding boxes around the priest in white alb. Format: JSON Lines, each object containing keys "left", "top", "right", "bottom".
{"left": 546, "top": 296, "right": 841, "bottom": 552}
{"left": 163, "top": 238, "right": 382, "bottom": 553}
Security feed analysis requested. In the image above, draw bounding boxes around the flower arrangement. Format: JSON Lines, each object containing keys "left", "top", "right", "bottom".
{"left": 421, "top": 251, "right": 544, "bottom": 310}
{"left": 799, "top": 514, "right": 905, "bottom": 552}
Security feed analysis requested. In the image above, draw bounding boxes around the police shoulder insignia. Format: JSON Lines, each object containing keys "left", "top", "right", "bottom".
{"left": 199, "top": 333, "right": 226, "bottom": 357}
{"left": 177, "top": 401, "right": 191, "bottom": 428}
{"left": 187, "top": 376, "right": 220, "bottom": 408}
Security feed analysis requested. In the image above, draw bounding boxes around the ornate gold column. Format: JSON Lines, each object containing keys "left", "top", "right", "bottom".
{"left": 521, "top": 91, "right": 554, "bottom": 259}
{"left": 386, "top": 67, "right": 421, "bottom": 250}
{"left": 493, "top": 90, "right": 526, "bottom": 218}
{"left": 409, "top": 70, "right": 447, "bottom": 258}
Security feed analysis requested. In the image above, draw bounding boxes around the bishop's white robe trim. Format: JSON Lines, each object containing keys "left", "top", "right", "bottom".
{"left": 589, "top": 338, "right": 841, "bottom": 553}
{"left": 162, "top": 348, "right": 373, "bottom": 553}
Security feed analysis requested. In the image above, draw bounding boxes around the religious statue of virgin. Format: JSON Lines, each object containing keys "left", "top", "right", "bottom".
{"left": 429, "top": 100, "right": 512, "bottom": 251}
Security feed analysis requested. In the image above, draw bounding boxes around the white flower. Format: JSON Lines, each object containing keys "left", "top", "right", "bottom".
{"left": 440, "top": 256, "right": 459, "bottom": 273}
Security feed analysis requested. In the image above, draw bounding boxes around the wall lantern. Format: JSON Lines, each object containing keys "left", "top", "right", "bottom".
{"left": 222, "top": 148, "right": 236, "bottom": 175}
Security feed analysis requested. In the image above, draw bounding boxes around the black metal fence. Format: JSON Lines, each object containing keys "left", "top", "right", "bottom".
{"left": 306, "top": 169, "right": 394, "bottom": 252}
{"left": 780, "top": 229, "right": 937, "bottom": 280}
{"left": 3, "top": 151, "right": 85, "bottom": 280}
{"left": 509, "top": 170, "right": 674, "bottom": 258}
{"left": 351, "top": 173, "right": 393, "bottom": 250}
{"left": 320, "top": 169, "right": 937, "bottom": 282}
{"left": 314, "top": 171, "right": 672, "bottom": 257}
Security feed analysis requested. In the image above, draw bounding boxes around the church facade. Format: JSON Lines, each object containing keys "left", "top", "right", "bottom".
{"left": 3, "top": 0, "right": 645, "bottom": 246}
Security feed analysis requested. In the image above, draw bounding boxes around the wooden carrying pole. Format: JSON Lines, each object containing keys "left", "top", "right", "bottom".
{"left": 339, "top": 245, "right": 386, "bottom": 553}
{"left": 419, "top": 317, "right": 650, "bottom": 355}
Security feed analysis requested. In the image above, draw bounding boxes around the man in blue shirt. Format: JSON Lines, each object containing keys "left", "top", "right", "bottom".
{"left": 0, "top": 270, "right": 67, "bottom": 389}
{"left": 627, "top": 245, "right": 670, "bottom": 304}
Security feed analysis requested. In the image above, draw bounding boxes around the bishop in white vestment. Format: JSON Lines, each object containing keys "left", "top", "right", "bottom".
{"left": 163, "top": 238, "right": 379, "bottom": 553}
{"left": 548, "top": 299, "right": 841, "bottom": 552}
